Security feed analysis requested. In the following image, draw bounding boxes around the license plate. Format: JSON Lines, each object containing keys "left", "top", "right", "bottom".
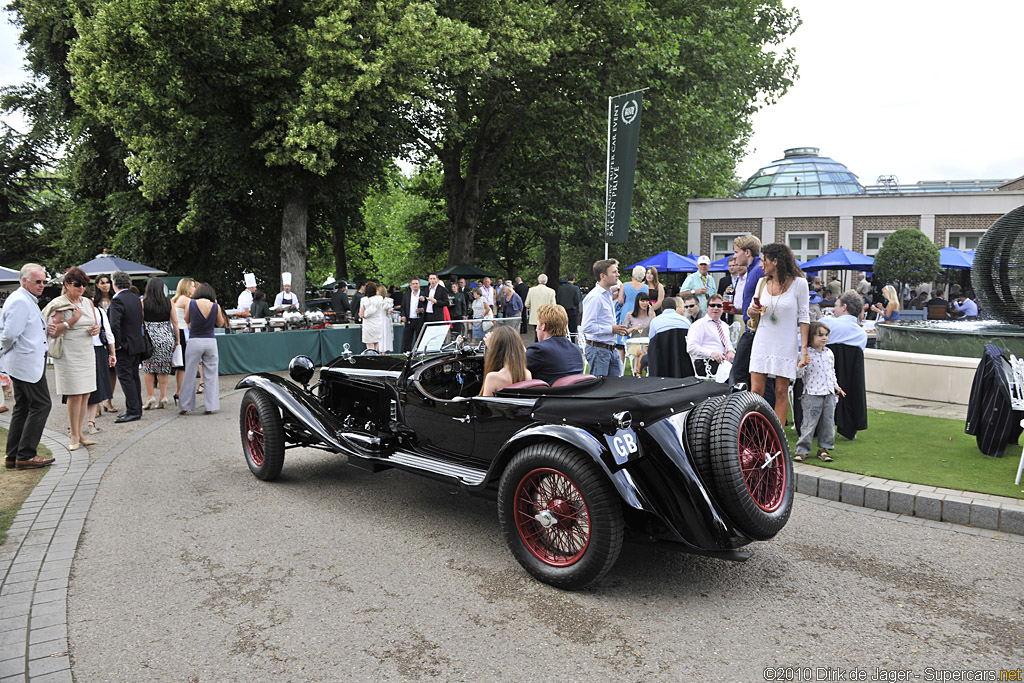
{"left": 605, "top": 428, "right": 641, "bottom": 465}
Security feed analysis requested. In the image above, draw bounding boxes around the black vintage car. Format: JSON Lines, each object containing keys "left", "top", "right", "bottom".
{"left": 237, "top": 319, "right": 793, "bottom": 589}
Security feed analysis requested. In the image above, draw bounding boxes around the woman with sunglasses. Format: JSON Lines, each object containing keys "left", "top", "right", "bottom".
{"left": 42, "top": 267, "right": 100, "bottom": 450}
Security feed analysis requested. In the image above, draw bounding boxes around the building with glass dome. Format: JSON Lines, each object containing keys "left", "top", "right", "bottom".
{"left": 736, "top": 147, "right": 865, "bottom": 198}
{"left": 687, "top": 147, "right": 1024, "bottom": 266}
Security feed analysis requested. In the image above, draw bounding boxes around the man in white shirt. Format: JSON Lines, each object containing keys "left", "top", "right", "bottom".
{"left": 1, "top": 264, "right": 56, "bottom": 469}
{"left": 823, "top": 292, "right": 867, "bottom": 350}
{"left": 728, "top": 257, "right": 748, "bottom": 324}
{"left": 580, "top": 259, "right": 628, "bottom": 376}
{"left": 479, "top": 277, "right": 496, "bottom": 316}
{"left": 273, "top": 271, "right": 301, "bottom": 311}
{"left": 686, "top": 294, "right": 735, "bottom": 376}
{"left": 524, "top": 274, "right": 557, "bottom": 341}
{"left": 237, "top": 272, "right": 257, "bottom": 314}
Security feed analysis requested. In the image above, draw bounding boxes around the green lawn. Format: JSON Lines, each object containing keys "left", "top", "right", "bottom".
{"left": 789, "top": 409, "right": 1024, "bottom": 500}
{"left": 0, "top": 427, "right": 50, "bottom": 545}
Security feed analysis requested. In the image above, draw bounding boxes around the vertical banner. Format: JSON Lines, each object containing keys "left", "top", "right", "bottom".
{"left": 605, "top": 91, "right": 644, "bottom": 244}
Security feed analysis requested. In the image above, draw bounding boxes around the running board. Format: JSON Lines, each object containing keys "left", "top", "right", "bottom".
{"left": 390, "top": 451, "right": 487, "bottom": 486}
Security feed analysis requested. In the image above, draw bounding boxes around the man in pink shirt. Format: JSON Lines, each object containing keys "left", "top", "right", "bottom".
{"left": 686, "top": 293, "right": 735, "bottom": 377}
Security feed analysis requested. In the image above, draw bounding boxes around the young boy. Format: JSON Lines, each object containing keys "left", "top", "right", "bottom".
{"left": 794, "top": 321, "right": 846, "bottom": 462}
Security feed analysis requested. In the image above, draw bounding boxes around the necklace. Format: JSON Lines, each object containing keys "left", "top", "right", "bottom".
{"left": 764, "top": 278, "right": 789, "bottom": 324}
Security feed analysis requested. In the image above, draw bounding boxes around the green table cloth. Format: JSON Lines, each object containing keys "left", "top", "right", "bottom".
{"left": 215, "top": 325, "right": 405, "bottom": 375}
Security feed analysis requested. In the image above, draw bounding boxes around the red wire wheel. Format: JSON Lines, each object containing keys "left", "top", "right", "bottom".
{"left": 245, "top": 403, "right": 265, "bottom": 467}
{"left": 239, "top": 389, "right": 285, "bottom": 480}
{"left": 709, "top": 392, "right": 794, "bottom": 540}
{"left": 498, "top": 443, "right": 623, "bottom": 589}
{"left": 513, "top": 468, "right": 591, "bottom": 566}
{"left": 736, "top": 412, "right": 787, "bottom": 512}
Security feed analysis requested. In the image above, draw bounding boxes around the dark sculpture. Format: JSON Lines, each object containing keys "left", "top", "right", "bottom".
{"left": 972, "top": 204, "right": 1024, "bottom": 325}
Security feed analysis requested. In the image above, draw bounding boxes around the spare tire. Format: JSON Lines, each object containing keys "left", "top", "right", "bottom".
{"left": 709, "top": 392, "right": 793, "bottom": 540}
{"left": 685, "top": 394, "right": 728, "bottom": 484}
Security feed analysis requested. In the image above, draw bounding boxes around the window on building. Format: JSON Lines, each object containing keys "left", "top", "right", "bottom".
{"left": 948, "top": 231, "right": 983, "bottom": 250}
{"left": 864, "top": 232, "right": 892, "bottom": 256}
{"left": 711, "top": 234, "right": 743, "bottom": 262}
{"left": 788, "top": 233, "right": 826, "bottom": 263}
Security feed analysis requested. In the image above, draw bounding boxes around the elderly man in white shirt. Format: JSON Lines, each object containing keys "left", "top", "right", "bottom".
{"left": 686, "top": 293, "right": 735, "bottom": 376}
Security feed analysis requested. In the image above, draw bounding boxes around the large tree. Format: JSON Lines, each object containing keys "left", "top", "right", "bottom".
{"left": 66, "top": 0, "right": 486, "bottom": 297}
{"left": 410, "top": 0, "right": 799, "bottom": 267}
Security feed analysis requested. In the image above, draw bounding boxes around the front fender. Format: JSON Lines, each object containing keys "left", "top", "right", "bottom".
{"left": 235, "top": 374, "right": 347, "bottom": 452}
{"left": 488, "top": 424, "right": 648, "bottom": 511}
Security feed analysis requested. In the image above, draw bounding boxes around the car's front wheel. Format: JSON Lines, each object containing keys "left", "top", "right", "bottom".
{"left": 240, "top": 389, "right": 285, "bottom": 481}
{"left": 497, "top": 443, "right": 623, "bottom": 589}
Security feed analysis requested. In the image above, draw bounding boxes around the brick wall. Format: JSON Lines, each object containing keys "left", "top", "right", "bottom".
{"left": 776, "top": 216, "right": 840, "bottom": 253}
{"left": 700, "top": 218, "right": 760, "bottom": 256}
{"left": 934, "top": 214, "right": 1002, "bottom": 246}
{"left": 852, "top": 215, "right": 920, "bottom": 252}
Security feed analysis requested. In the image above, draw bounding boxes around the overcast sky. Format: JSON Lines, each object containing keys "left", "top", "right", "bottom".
{"left": 3, "top": 1, "right": 1023, "bottom": 186}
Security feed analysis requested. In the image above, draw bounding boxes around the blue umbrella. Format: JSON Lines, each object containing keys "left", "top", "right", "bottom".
{"left": 938, "top": 247, "right": 974, "bottom": 270}
{"left": 77, "top": 252, "right": 167, "bottom": 277}
{"left": 799, "top": 247, "right": 874, "bottom": 272}
{"left": 707, "top": 255, "right": 731, "bottom": 272}
{"left": 0, "top": 265, "right": 20, "bottom": 285}
{"left": 627, "top": 250, "right": 697, "bottom": 273}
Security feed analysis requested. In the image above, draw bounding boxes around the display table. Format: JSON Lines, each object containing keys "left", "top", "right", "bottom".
{"left": 215, "top": 324, "right": 405, "bottom": 375}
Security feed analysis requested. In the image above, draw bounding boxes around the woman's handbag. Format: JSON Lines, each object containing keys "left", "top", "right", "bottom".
{"left": 48, "top": 332, "right": 64, "bottom": 359}
{"left": 140, "top": 325, "right": 155, "bottom": 361}
{"left": 746, "top": 278, "right": 768, "bottom": 332}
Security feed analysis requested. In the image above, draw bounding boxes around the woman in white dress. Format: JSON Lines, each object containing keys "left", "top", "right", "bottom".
{"left": 378, "top": 284, "right": 395, "bottom": 353}
{"left": 42, "top": 267, "right": 99, "bottom": 450}
{"left": 359, "top": 279, "right": 383, "bottom": 350}
{"left": 747, "top": 243, "right": 810, "bottom": 426}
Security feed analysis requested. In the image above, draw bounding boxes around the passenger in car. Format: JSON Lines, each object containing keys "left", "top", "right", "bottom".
{"left": 526, "top": 304, "right": 583, "bottom": 385}
{"left": 480, "top": 326, "right": 532, "bottom": 396}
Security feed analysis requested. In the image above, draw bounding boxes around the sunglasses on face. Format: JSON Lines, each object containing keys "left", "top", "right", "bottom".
{"left": 707, "top": 303, "right": 724, "bottom": 308}
{"left": 27, "top": 279, "right": 45, "bottom": 285}
{"left": 684, "top": 304, "right": 696, "bottom": 309}
{"left": 68, "top": 281, "right": 87, "bottom": 288}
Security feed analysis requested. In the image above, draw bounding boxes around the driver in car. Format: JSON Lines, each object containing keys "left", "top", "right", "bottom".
{"left": 526, "top": 304, "right": 584, "bottom": 385}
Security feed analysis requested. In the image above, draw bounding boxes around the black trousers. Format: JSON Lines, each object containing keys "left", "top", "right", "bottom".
{"left": 115, "top": 351, "right": 143, "bottom": 417}
{"left": 402, "top": 318, "right": 424, "bottom": 353}
{"left": 728, "top": 328, "right": 776, "bottom": 410}
{"left": 6, "top": 372, "right": 52, "bottom": 462}
{"left": 566, "top": 308, "right": 579, "bottom": 336}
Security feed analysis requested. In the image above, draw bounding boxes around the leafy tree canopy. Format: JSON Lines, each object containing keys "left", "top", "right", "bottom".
{"left": 873, "top": 228, "right": 942, "bottom": 295}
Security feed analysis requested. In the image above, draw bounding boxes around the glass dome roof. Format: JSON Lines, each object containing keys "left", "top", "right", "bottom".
{"left": 737, "top": 147, "right": 865, "bottom": 198}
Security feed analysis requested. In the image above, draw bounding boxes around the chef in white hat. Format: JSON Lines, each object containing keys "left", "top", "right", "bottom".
{"left": 236, "top": 272, "right": 257, "bottom": 314}
{"left": 274, "top": 272, "right": 300, "bottom": 311}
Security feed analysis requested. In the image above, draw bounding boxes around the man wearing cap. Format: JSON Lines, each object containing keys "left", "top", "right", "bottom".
{"left": 237, "top": 273, "right": 257, "bottom": 314}
{"left": 679, "top": 256, "right": 717, "bottom": 313}
{"left": 1, "top": 264, "right": 56, "bottom": 469}
{"left": 274, "top": 272, "right": 301, "bottom": 311}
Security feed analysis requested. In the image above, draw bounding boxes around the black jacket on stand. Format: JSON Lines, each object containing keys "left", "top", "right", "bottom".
{"left": 966, "top": 343, "right": 1024, "bottom": 457}
{"left": 647, "top": 328, "right": 694, "bottom": 379}
{"left": 828, "top": 343, "right": 868, "bottom": 440}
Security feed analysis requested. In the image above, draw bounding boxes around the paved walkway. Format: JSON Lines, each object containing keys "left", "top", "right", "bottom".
{"left": 0, "top": 388, "right": 1022, "bottom": 681}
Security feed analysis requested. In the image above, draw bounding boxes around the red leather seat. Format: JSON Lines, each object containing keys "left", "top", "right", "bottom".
{"left": 503, "top": 379, "right": 550, "bottom": 390}
{"left": 551, "top": 374, "right": 597, "bottom": 387}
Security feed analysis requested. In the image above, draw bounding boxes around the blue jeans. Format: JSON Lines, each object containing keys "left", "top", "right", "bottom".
{"left": 585, "top": 344, "right": 621, "bottom": 377}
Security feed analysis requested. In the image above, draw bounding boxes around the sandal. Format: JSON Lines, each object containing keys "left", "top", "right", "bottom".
{"left": 816, "top": 449, "right": 834, "bottom": 462}
{"left": 197, "top": 382, "right": 204, "bottom": 394}
{"left": 793, "top": 453, "right": 805, "bottom": 462}
{"left": 86, "top": 420, "right": 102, "bottom": 434}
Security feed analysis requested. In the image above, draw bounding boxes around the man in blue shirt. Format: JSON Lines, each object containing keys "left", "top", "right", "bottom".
{"left": 526, "top": 304, "right": 584, "bottom": 384}
{"left": 580, "top": 259, "right": 628, "bottom": 376}
{"left": 729, "top": 234, "right": 764, "bottom": 387}
{"left": 823, "top": 292, "right": 867, "bottom": 349}
{"left": 648, "top": 297, "right": 691, "bottom": 338}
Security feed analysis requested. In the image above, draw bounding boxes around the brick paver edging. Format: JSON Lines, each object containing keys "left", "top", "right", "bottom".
{"left": 793, "top": 462, "right": 1024, "bottom": 537}
{"left": 0, "top": 413, "right": 177, "bottom": 682}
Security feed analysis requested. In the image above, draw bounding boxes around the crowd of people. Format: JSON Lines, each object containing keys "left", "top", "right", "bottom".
{"left": 0, "top": 266, "right": 226, "bottom": 469}
{"left": 0, "top": 237, "right": 982, "bottom": 471}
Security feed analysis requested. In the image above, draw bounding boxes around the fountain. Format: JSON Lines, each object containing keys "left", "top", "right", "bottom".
{"left": 874, "top": 204, "right": 1024, "bottom": 358}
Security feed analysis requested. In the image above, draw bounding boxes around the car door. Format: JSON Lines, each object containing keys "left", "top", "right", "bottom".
{"left": 404, "top": 384, "right": 475, "bottom": 458}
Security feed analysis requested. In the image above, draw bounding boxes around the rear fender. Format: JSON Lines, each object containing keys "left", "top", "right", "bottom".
{"left": 235, "top": 374, "right": 346, "bottom": 451}
{"left": 487, "top": 424, "right": 647, "bottom": 511}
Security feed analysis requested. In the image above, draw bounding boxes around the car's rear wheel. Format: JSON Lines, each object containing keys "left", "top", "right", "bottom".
{"left": 709, "top": 392, "right": 793, "bottom": 540}
{"left": 685, "top": 394, "right": 728, "bottom": 484}
{"left": 497, "top": 443, "right": 623, "bottom": 590}
{"left": 240, "top": 389, "right": 285, "bottom": 481}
